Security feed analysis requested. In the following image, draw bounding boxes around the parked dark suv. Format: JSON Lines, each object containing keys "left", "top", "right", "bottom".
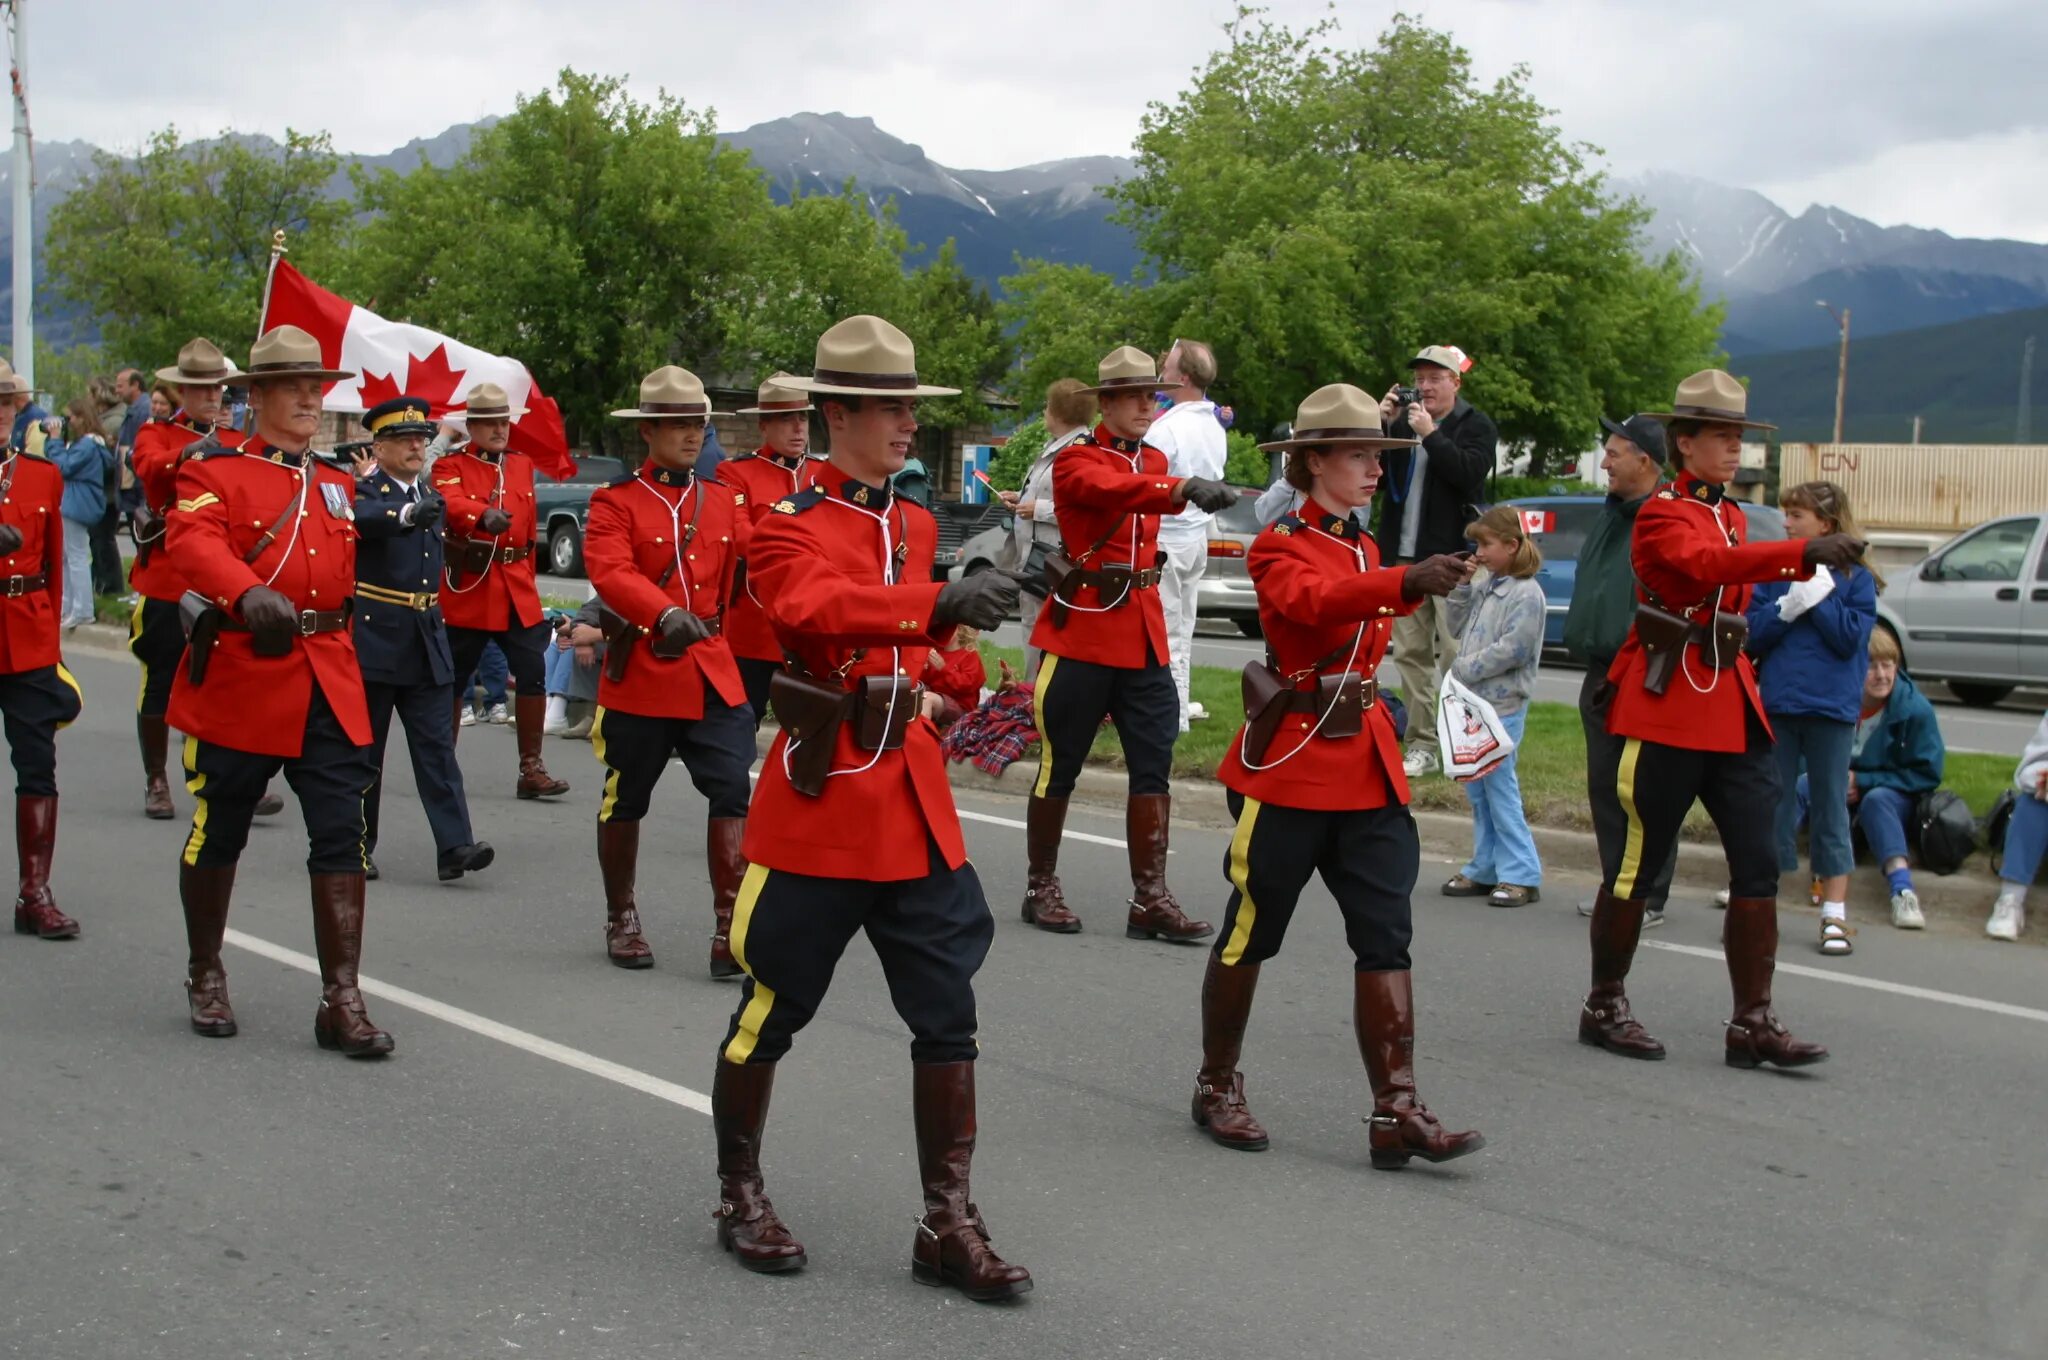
{"left": 532, "top": 456, "right": 628, "bottom": 578}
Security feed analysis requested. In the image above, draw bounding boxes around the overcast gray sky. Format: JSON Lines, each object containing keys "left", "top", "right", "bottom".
{"left": 26, "top": 0, "right": 2048, "bottom": 241}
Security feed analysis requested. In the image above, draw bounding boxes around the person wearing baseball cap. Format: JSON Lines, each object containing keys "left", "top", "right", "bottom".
{"left": 1566, "top": 413, "right": 1677, "bottom": 928}
{"left": 1375, "top": 344, "right": 1499, "bottom": 778}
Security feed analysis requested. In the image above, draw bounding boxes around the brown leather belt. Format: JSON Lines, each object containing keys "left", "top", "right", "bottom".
{"left": 2, "top": 572, "right": 48, "bottom": 597}
{"left": 220, "top": 608, "right": 352, "bottom": 636}
{"left": 1071, "top": 563, "right": 1163, "bottom": 592}
{"left": 1279, "top": 677, "right": 1379, "bottom": 712}
{"left": 496, "top": 544, "right": 534, "bottom": 564}
{"left": 356, "top": 583, "right": 440, "bottom": 611}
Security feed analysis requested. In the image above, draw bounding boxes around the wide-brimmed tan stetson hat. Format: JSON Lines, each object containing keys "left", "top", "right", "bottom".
{"left": 1080, "top": 345, "right": 1168, "bottom": 397}
{"left": 611, "top": 366, "right": 711, "bottom": 420}
{"left": 244, "top": 325, "right": 355, "bottom": 383}
{"left": 0, "top": 359, "right": 26, "bottom": 397}
{"left": 458, "top": 380, "right": 527, "bottom": 421}
{"left": 737, "top": 371, "right": 815, "bottom": 416}
{"left": 1648, "top": 369, "right": 1776, "bottom": 431}
{"left": 1258, "top": 383, "right": 1420, "bottom": 452}
{"left": 782, "top": 316, "right": 961, "bottom": 398}
{"left": 156, "top": 337, "right": 245, "bottom": 386}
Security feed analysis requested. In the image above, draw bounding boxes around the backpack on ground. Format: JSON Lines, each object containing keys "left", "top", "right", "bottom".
{"left": 1914, "top": 788, "right": 1977, "bottom": 876}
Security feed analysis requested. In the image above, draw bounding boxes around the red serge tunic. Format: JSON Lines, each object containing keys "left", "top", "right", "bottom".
{"left": 131, "top": 419, "right": 245, "bottom": 602}
{"left": 583, "top": 464, "right": 749, "bottom": 719}
{"left": 741, "top": 476, "right": 961, "bottom": 882}
{"left": 0, "top": 452, "right": 66, "bottom": 675}
{"left": 1605, "top": 475, "right": 1810, "bottom": 754}
{"left": 1215, "top": 510, "right": 1416, "bottom": 810}
{"left": 1028, "top": 425, "right": 1184, "bottom": 669}
{"left": 165, "top": 439, "right": 373, "bottom": 758}
{"left": 433, "top": 448, "right": 544, "bottom": 632}
{"left": 716, "top": 449, "right": 825, "bottom": 664}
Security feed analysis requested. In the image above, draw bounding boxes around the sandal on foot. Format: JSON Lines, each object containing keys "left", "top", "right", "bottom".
{"left": 1818, "top": 917, "right": 1854, "bottom": 956}
{"left": 1442, "top": 874, "right": 1495, "bottom": 898}
{"left": 1488, "top": 884, "right": 1539, "bottom": 908}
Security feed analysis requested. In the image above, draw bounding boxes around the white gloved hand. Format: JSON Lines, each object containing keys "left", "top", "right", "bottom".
{"left": 1777, "top": 564, "right": 1834, "bottom": 621}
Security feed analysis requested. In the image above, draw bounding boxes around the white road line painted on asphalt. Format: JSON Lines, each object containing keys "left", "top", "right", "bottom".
{"left": 1643, "top": 940, "right": 2048, "bottom": 1023}
{"left": 224, "top": 929, "right": 714, "bottom": 1115}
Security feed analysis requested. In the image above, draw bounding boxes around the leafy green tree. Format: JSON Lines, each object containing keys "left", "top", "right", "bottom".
{"left": 45, "top": 128, "right": 351, "bottom": 369}
{"left": 998, "top": 261, "right": 1156, "bottom": 409}
{"left": 720, "top": 186, "right": 916, "bottom": 382}
{"left": 987, "top": 415, "right": 1046, "bottom": 491}
{"left": 1224, "top": 428, "right": 1269, "bottom": 486}
{"left": 898, "top": 240, "right": 1010, "bottom": 429}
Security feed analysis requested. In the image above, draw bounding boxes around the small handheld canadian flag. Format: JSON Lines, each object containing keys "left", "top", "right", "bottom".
{"left": 261, "top": 260, "right": 576, "bottom": 480}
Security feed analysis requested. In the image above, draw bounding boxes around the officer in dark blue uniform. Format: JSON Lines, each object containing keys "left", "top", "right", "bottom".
{"left": 354, "top": 397, "right": 493, "bottom": 883}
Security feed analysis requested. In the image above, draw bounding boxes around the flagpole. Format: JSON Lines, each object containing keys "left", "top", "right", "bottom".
{"left": 255, "top": 227, "right": 287, "bottom": 337}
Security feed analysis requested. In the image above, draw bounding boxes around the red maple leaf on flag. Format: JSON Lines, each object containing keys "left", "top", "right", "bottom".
{"left": 355, "top": 344, "right": 470, "bottom": 416}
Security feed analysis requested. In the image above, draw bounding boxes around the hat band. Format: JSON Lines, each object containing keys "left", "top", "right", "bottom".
{"left": 466, "top": 405, "right": 513, "bottom": 418}
{"left": 756, "top": 399, "right": 809, "bottom": 411}
{"left": 1292, "top": 426, "right": 1390, "bottom": 443}
{"left": 248, "top": 360, "right": 333, "bottom": 375}
{"left": 640, "top": 400, "right": 709, "bottom": 415}
{"left": 814, "top": 367, "right": 919, "bottom": 391}
{"left": 1096, "top": 375, "right": 1162, "bottom": 388}
{"left": 174, "top": 365, "right": 233, "bottom": 381}
{"left": 1670, "top": 403, "right": 1753, "bottom": 423}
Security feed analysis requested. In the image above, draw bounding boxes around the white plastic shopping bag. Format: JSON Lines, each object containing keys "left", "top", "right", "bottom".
{"left": 1437, "top": 673, "right": 1515, "bottom": 782}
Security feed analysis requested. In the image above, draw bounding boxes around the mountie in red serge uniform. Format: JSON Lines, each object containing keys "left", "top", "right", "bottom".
{"left": 433, "top": 444, "right": 542, "bottom": 633}
{"left": 1028, "top": 424, "right": 1181, "bottom": 668}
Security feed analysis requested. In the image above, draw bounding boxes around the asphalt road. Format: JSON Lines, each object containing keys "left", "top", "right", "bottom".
{"left": 4, "top": 648, "right": 2044, "bottom": 1359}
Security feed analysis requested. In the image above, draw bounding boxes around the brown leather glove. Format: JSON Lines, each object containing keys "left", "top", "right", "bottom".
{"left": 1802, "top": 533, "right": 1867, "bottom": 571}
{"left": 237, "top": 584, "right": 298, "bottom": 632}
{"left": 477, "top": 506, "right": 514, "bottom": 535}
{"left": 1401, "top": 553, "right": 1473, "bottom": 600}
{"left": 0, "top": 525, "right": 21, "bottom": 556}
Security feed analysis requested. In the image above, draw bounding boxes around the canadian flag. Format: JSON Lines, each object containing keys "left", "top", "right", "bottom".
{"left": 261, "top": 260, "right": 577, "bottom": 480}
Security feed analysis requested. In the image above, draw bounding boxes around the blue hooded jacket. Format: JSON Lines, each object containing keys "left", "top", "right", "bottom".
{"left": 1848, "top": 670, "right": 1944, "bottom": 796}
{"left": 1747, "top": 564, "right": 1878, "bottom": 723}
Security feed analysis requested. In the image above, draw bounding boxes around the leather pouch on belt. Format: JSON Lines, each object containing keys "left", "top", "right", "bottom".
{"left": 178, "top": 590, "right": 222, "bottom": 685}
{"left": 1041, "top": 552, "right": 1076, "bottom": 628}
{"left": 445, "top": 536, "right": 496, "bottom": 585}
{"left": 854, "top": 675, "right": 917, "bottom": 752}
{"left": 597, "top": 608, "right": 635, "bottom": 683}
{"left": 1702, "top": 610, "right": 1749, "bottom": 667}
{"left": 1316, "top": 671, "right": 1365, "bottom": 739}
{"left": 770, "top": 669, "right": 851, "bottom": 797}
{"left": 1633, "top": 601, "right": 1693, "bottom": 696}
{"left": 1239, "top": 660, "right": 1293, "bottom": 765}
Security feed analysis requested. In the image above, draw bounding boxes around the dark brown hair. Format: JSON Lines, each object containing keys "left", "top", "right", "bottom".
{"left": 1044, "top": 377, "right": 1094, "bottom": 430}
{"left": 1780, "top": 480, "right": 1885, "bottom": 589}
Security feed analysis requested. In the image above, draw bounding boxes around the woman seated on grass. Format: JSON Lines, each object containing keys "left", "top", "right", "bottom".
{"left": 1838, "top": 628, "right": 1943, "bottom": 928}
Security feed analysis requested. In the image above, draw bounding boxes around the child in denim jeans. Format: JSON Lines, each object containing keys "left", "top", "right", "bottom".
{"left": 1439, "top": 506, "right": 1547, "bottom": 907}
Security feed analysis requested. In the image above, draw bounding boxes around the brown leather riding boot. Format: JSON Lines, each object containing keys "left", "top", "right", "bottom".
{"left": 1192, "top": 955, "right": 1269, "bottom": 1150}
{"left": 12, "top": 795, "right": 78, "bottom": 940}
{"left": 910, "top": 1061, "right": 1032, "bottom": 1301}
{"left": 711, "top": 1060, "right": 806, "bottom": 1273}
{"left": 1579, "top": 887, "right": 1665, "bottom": 1059}
{"left": 138, "top": 715, "right": 174, "bottom": 820}
{"left": 707, "top": 817, "right": 747, "bottom": 980}
{"left": 597, "top": 818, "right": 653, "bottom": 968}
{"left": 1724, "top": 896, "right": 1828, "bottom": 1070}
{"left": 1020, "top": 794, "right": 1081, "bottom": 933}
{"left": 514, "top": 693, "right": 569, "bottom": 799}
{"left": 1356, "top": 969, "right": 1485, "bottom": 1171}
{"left": 308, "top": 872, "right": 394, "bottom": 1058}
{"left": 253, "top": 786, "right": 285, "bottom": 817}
{"left": 1124, "top": 793, "right": 1212, "bottom": 943}
{"left": 180, "top": 863, "right": 238, "bottom": 1037}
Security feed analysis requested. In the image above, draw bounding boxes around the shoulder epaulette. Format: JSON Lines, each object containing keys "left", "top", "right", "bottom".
{"left": 1655, "top": 488, "right": 1678, "bottom": 500}
{"left": 770, "top": 487, "right": 827, "bottom": 516}
{"left": 720, "top": 452, "right": 758, "bottom": 467}
{"left": 184, "top": 436, "right": 242, "bottom": 461}
{"left": 603, "top": 472, "right": 637, "bottom": 489}
{"left": 1271, "top": 513, "right": 1303, "bottom": 537}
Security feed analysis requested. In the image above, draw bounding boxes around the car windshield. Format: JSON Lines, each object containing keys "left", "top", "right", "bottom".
{"left": 1211, "top": 488, "right": 1265, "bottom": 536}
{"left": 1511, "top": 499, "right": 1604, "bottom": 562}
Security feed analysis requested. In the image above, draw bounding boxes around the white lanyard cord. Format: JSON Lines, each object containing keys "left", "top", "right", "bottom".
{"left": 444, "top": 456, "right": 507, "bottom": 595}
{"left": 259, "top": 462, "right": 312, "bottom": 590}
{"left": 1059, "top": 441, "right": 1144, "bottom": 615}
{"left": 1236, "top": 527, "right": 1372, "bottom": 772}
{"left": 1669, "top": 495, "right": 1737, "bottom": 696}
{"left": 634, "top": 476, "right": 693, "bottom": 609}
{"left": 742, "top": 458, "right": 804, "bottom": 611}
{"left": 781, "top": 493, "right": 903, "bottom": 785}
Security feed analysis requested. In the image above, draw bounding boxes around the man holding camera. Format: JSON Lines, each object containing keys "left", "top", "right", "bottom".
{"left": 1376, "top": 345, "right": 1497, "bottom": 777}
{"left": 166, "top": 325, "right": 390, "bottom": 1056}
{"left": 585, "top": 366, "right": 753, "bottom": 977}
{"left": 352, "top": 397, "right": 493, "bottom": 885}
{"left": 433, "top": 381, "right": 569, "bottom": 800}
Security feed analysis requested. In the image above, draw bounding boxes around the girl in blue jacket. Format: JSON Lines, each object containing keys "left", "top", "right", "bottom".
{"left": 1747, "top": 482, "right": 1880, "bottom": 956}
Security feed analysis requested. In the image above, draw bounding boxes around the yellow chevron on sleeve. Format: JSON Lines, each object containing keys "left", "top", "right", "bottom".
{"left": 175, "top": 492, "right": 220, "bottom": 513}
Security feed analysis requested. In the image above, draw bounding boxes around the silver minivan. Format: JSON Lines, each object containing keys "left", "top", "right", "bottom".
{"left": 1874, "top": 513, "right": 2048, "bottom": 706}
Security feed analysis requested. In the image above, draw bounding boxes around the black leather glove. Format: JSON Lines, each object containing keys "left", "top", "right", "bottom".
{"left": 1802, "top": 533, "right": 1867, "bottom": 571}
{"left": 477, "top": 506, "right": 514, "bottom": 535}
{"left": 237, "top": 584, "right": 298, "bottom": 632}
{"left": 408, "top": 493, "right": 445, "bottom": 531}
{"left": 1401, "top": 553, "right": 1473, "bottom": 600}
{"left": 657, "top": 607, "right": 713, "bottom": 647}
{"left": 0, "top": 525, "right": 22, "bottom": 556}
{"left": 933, "top": 570, "right": 1020, "bottom": 631}
{"left": 1179, "top": 477, "right": 1237, "bottom": 513}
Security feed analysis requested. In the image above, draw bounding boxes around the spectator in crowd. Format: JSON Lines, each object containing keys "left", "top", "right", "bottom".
{"left": 891, "top": 454, "right": 933, "bottom": 507}
{"left": 542, "top": 602, "right": 604, "bottom": 739}
{"left": 1439, "top": 505, "right": 1546, "bottom": 908}
{"left": 1834, "top": 627, "right": 1942, "bottom": 928}
{"left": 923, "top": 623, "right": 988, "bottom": 720}
{"left": 1985, "top": 710, "right": 2046, "bottom": 942}
{"left": 1569, "top": 415, "right": 1675, "bottom": 927}
{"left": 1148, "top": 339, "right": 1227, "bottom": 729}
{"left": 92, "top": 376, "right": 125, "bottom": 441}
{"left": 1376, "top": 346, "right": 1498, "bottom": 777}
{"left": 45, "top": 398, "right": 115, "bottom": 629}
{"left": 1001, "top": 378, "right": 1093, "bottom": 679}
{"left": 95, "top": 368, "right": 149, "bottom": 595}
{"left": 460, "top": 640, "right": 511, "bottom": 727}
{"left": 694, "top": 416, "right": 727, "bottom": 484}
{"left": 1747, "top": 481, "right": 1879, "bottom": 956}
{"left": 149, "top": 385, "right": 174, "bottom": 422}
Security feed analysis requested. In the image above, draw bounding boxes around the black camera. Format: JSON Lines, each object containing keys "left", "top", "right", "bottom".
{"left": 1391, "top": 385, "right": 1421, "bottom": 410}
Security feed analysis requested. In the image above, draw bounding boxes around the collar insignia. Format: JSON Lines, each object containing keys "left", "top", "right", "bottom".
{"left": 647, "top": 464, "right": 692, "bottom": 488}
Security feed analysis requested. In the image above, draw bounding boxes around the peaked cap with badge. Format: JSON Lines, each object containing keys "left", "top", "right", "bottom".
{"left": 364, "top": 396, "right": 437, "bottom": 439}
{"left": 782, "top": 316, "right": 960, "bottom": 399}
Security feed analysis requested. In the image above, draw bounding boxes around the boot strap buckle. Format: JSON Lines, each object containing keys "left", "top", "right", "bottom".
{"left": 1366, "top": 1114, "right": 1399, "bottom": 1128}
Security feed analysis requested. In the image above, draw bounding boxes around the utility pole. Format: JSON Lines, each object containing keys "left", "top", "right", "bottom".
{"left": 2019, "top": 335, "right": 2036, "bottom": 444}
{"left": 1912, "top": 415, "right": 1923, "bottom": 445}
{"left": 6, "top": 0, "right": 29, "bottom": 387}
{"left": 1816, "top": 299, "right": 1849, "bottom": 444}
